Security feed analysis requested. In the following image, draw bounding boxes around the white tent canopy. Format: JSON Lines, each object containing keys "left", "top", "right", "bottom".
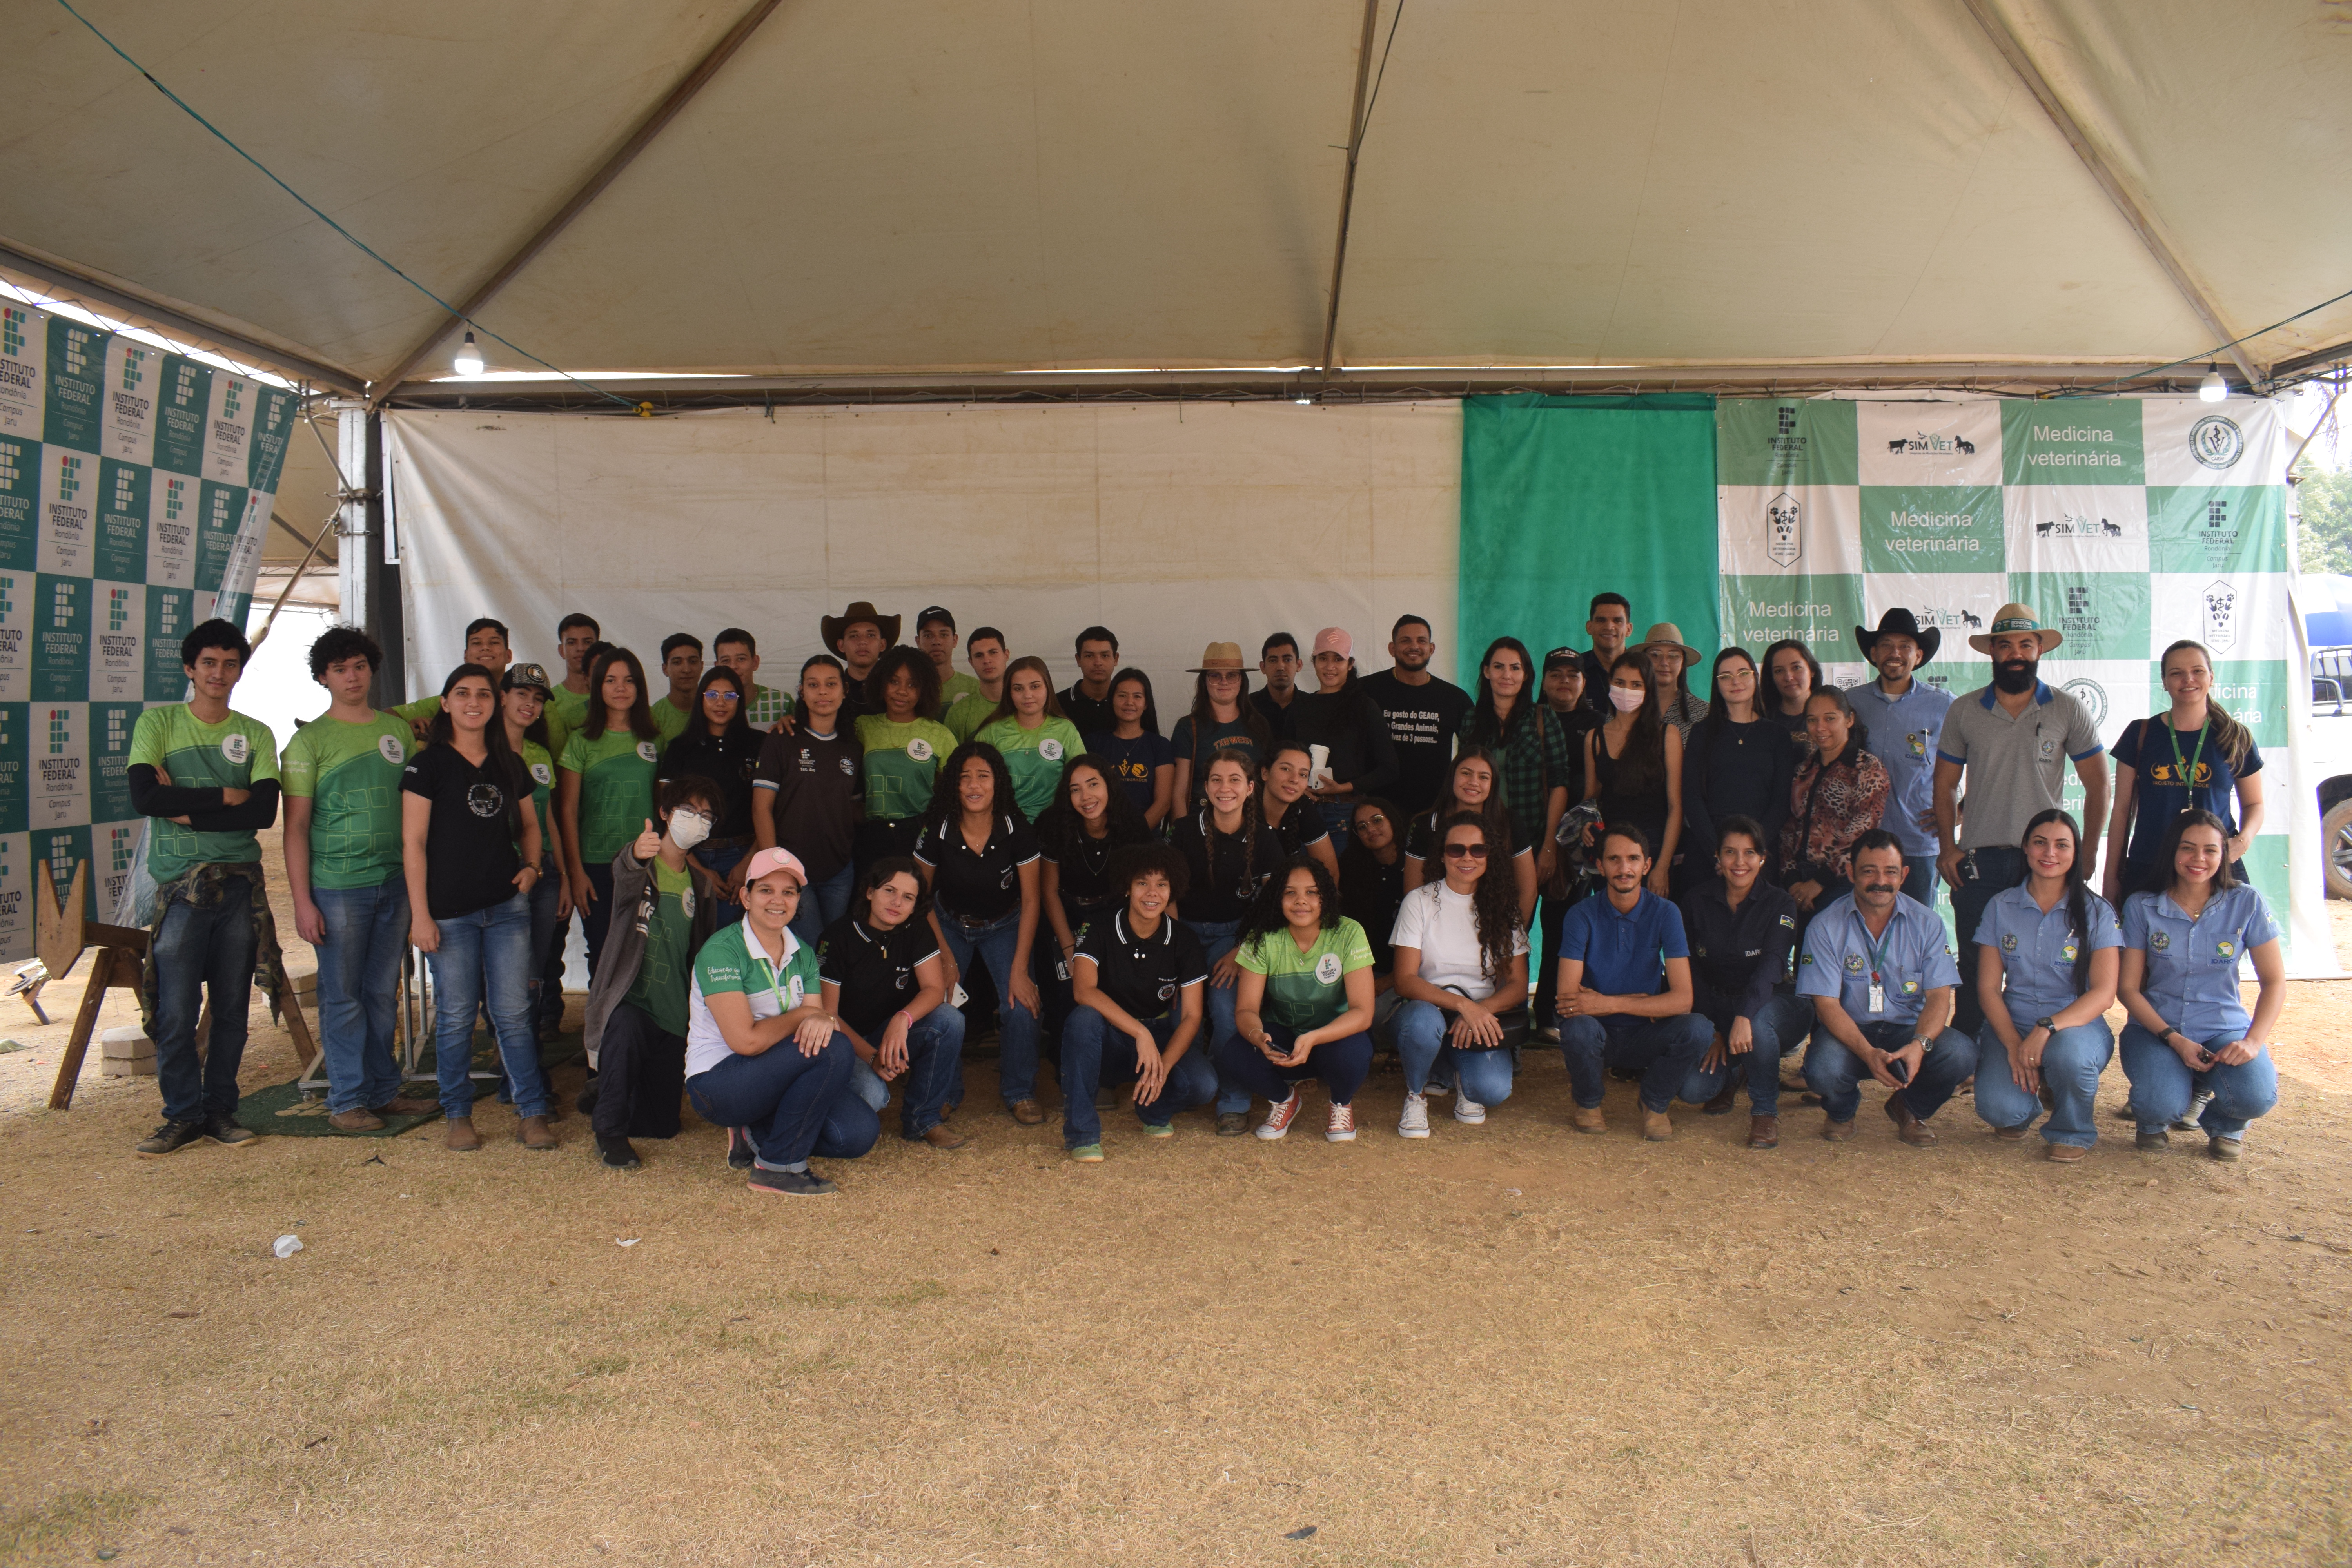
{"left": 4, "top": 0, "right": 2348, "bottom": 392}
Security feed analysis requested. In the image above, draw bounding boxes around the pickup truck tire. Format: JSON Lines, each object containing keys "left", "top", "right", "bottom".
{"left": 2326, "top": 799, "right": 2352, "bottom": 900}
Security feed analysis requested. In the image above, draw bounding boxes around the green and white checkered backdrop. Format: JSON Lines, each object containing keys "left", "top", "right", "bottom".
{"left": 1716, "top": 395, "right": 2298, "bottom": 924}
{"left": 0, "top": 300, "right": 285, "bottom": 958}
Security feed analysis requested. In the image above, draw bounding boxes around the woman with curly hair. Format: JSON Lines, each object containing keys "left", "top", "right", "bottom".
{"left": 1779, "top": 686, "right": 1891, "bottom": 915}
{"left": 1211, "top": 853, "right": 1377, "bottom": 1142}
{"left": 1387, "top": 811, "right": 1529, "bottom": 1138}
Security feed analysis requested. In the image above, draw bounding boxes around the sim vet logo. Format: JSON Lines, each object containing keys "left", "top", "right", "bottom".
{"left": 107, "top": 588, "right": 129, "bottom": 632}
{"left": 2, "top": 308, "right": 25, "bottom": 359}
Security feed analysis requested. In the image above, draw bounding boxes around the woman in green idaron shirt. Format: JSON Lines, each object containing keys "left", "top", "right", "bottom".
{"left": 975, "top": 655, "right": 1087, "bottom": 823}
{"left": 852, "top": 645, "right": 959, "bottom": 874}
{"left": 559, "top": 646, "right": 662, "bottom": 976}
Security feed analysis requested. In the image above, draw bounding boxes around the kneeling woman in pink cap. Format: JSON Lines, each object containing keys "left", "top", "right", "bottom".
{"left": 682, "top": 846, "right": 869, "bottom": 1196}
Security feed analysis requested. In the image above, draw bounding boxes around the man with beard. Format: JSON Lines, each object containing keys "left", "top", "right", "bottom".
{"left": 1847, "top": 609, "right": 1953, "bottom": 912}
{"left": 1355, "top": 615, "right": 1470, "bottom": 814}
{"left": 1932, "top": 604, "right": 2107, "bottom": 1034}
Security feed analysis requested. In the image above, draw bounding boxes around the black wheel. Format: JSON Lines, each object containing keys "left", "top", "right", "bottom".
{"left": 2324, "top": 799, "right": 2352, "bottom": 900}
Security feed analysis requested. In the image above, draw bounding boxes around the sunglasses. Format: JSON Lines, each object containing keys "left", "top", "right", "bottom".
{"left": 1442, "top": 843, "right": 1489, "bottom": 859}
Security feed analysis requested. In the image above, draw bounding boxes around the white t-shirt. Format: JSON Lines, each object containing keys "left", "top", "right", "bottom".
{"left": 1389, "top": 882, "right": 1526, "bottom": 1000}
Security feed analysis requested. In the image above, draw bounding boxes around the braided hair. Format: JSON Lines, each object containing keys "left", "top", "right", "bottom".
{"left": 1201, "top": 747, "right": 1269, "bottom": 907}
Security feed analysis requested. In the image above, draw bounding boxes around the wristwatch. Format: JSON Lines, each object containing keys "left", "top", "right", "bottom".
{"left": 2034, "top": 1016, "right": 2054, "bottom": 1031}
{"left": 1908, "top": 1036, "right": 1931, "bottom": 1052}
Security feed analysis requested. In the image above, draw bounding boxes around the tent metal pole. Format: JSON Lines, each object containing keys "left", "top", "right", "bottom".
{"left": 364, "top": 0, "right": 784, "bottom": 408}
{"left": 331, "top": 399, "right": 374, "bottom": 651}
{"left": 1960, "top": 0, "right": 2262, "bottom": 391}
{"left": 1315, "top": 0, "right": 1383, "bottom": 391}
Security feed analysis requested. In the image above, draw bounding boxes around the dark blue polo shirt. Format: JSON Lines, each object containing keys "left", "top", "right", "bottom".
{"left": 1560, "top": 888, "right": 1690, "bottom": 1031}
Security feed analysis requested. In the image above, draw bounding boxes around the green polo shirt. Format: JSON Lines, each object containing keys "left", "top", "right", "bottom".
{"left": 855, "top": 715, "right": 959, "bottom": 822}
{"left": 976, "top": 715, "right": 1087, "bottom": 821}
{"left": 129, "top": 706, "right": 281, "bottom": 881}
{"left": 1236, "top": 917, "right": 1374, "bottom": 1033}
{"left": 560, "top": 727, "right": 661, "bottom": 863}
{"left": 279, "top": 710, "right": 412, "bottom": 889}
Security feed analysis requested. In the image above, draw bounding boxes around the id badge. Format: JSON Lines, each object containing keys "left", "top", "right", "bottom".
{"left": 1867, "top": 982, "right": 1886, "bottom": 1015}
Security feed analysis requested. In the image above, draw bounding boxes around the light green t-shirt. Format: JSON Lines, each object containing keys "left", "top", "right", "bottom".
{"left": 560, "top": 727, "right": 661, "bottom": 863}
{"left": 976, "top": 715, "right": 1087, "bottom": 822}
{"left": 624, "top": 859, "right": 697, "bottom": 1036}
{"left": 939, "top": 669, "right": 985, "bottom": 713}
{"left": 279, "top": 710, "right": 412, "bottom": 889}
{"left": 944, "top": 695, "right": 993, "bottom": 744}
{"left": 1236, "top": 917, "right": 1375, "bottom": 1033}
{"left": 549, "top": 684, "right": 592, "bottom": 736}
{"left": 519, "top": 737, "right": 557, "bottom": 857}
{"left": 389, "top": 694, "right": 439, "bottom": 731}
{"left": 855, "top": 715, "right": 959, "bottom": 822}
{"left": 649, "top": 696, "right": 694, "bottom": 749}
{"left": 129, "top": 706, "right": 281, "bottom": 882}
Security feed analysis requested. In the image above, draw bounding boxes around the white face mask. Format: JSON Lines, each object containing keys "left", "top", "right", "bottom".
{"left": 1609, "top": 686, "right": 1646, "bottom": 714}
{"left": 668, "top": 810, "right": 712, "bottom": 851}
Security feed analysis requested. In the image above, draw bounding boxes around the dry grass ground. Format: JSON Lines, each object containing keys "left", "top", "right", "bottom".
{"left": 1, "top": 835, "right": 2347, "bottom": 1566}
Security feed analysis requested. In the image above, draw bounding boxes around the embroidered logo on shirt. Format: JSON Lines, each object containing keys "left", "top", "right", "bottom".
{"left": 1157, "top": 980, "right": 1176, "bottom": 1001}
{"left": 2216, "top": 940, "right": 2235, "bottom": 958}
{"left": 2151, "top": 931, "right": 2170, "bottom": 952}
{"left": 1039, "top": 738, "right": 1064, "bottom": 762}
{"left": 635, "top": 741, "right": 658, "bottom": 764}
{"left": 466, "top": 783, "right": 504, "bottom": 818}
{"left": 1900, "top": 979, "right": 1920, "bottom": 994}
{"left": 221, "top": 732, "right": 250, "bottom": 764}
{"left": 529, "top": 762, "right": 552, "bottom": 786}
{"left": 1908, "top": 731, "right": 1927, "bottom": 758}
{"left": 1778, "top": 915, "right": 1797, "bottom": 930}
{"left": 840, "top": 756, "right": 856, "bottom": 776}
{"left": 1314, "top": 953, "right": 1343, "bottom": 984}
{"left": 907, "top": 737, "right": 935, "bottom": 762}
{"left": 377, "top": 735, "right": 405, "bottom": 767}
{"left": 680, "top": 888, "right": 696, "bottom": 919}
{"left": 2060, "top": 943, "right": 2078, "bottom": 962}
{"left": 2000, "top": 933, "right": 2018, "bottom": 952}
{"left": 1844, "top": 952, "right": 1867, "bottom": 974}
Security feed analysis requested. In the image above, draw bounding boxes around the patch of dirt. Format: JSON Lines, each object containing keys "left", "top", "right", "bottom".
{"left": 0, "top": 831, "right": 2346, "bottom": 1565}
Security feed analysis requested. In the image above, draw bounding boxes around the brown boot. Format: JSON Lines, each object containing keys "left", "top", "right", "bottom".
{"left": 328, "top": 1108, "right": 385, "bottom": 1132}
{"left": 1747, "top": 1114, "right": 1779, "bottom": 1149}
{"left": 921, "top": 1124, "right": 968, "bottom": 1151}
{"left": 1642, "top": 1109, "right": 1674, "bottom": 1142}
{"left": 1884, "top": 1095, "right": 1937, "bottom": 1147}
{"left": 1008, "top": 1099, "right": 1045, "bottom": 1126}
{"left": 371, "top": 1094, "right": 438, "bottom": 1116}
{"left": 1821, "top": 1118, "right": 1856, "bottom": 1142}
{"left": 1703, "top": 1081, "right": 1740, "bottom": 1116}
{"left": 445, "top": 1116, "right": 481, "bottom": 1152}
{"left": 1571, "top": 1105, "right": 1606, "bottom": 1135}
{"left": 517, "top": 1115, "right": 559, "bottom": 1151}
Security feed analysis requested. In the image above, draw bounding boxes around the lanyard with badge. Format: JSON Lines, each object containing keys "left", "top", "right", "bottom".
{"left": 2163, "top": 717, "right": 2208, "bottom": 803}
{"left": 1861, "top": 915, "right": 1897, "bottom": 1016}
{"left": 745, "top": 925, "right": 791, "bottom": 1014}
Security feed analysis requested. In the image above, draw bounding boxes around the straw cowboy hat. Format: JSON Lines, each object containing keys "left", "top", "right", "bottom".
{"left": 1854, "top": 608, "right": 1941, "bottom": 666}
{"left": 1631, "top": 622, "right": 1702, "bottom": 667}
{"left": 1967, "top": 602, "right": 2063, "bottom": 655}
{"left": 820, "top": 600, "right": 900, "bottom": 648}
{"left": 1188, "top": 641, "right": 1246, "bottom": 673}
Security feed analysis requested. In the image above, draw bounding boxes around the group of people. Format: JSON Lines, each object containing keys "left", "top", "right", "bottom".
{"left": 122, "top": 589, "right": 2285, "bottom": 1194}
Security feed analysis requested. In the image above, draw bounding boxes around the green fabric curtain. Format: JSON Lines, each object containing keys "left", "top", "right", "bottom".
{"left": 1457, "top": 394, "right": 1720, "bottom": 685}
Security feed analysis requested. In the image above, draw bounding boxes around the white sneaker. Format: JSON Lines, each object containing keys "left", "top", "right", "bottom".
{"left": 1454, "top": 1093, "right": 1487, "bottom": 1125}
{"left": 1327, "top": 1102, "right": 1356, "bottom": 1142}
{"left": 1254, "top": 1091, "right": 1303, "bottom": 1140}
{"left": 1422, "top": 1080, "right": 1452, "bottom": 1098}
{"left": 1397, "top": 1091, "right": 1430, "bottom": 1138}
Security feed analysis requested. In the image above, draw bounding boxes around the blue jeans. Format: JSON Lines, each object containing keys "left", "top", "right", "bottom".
{"left": 426, "top": 891, "right": 548, "bottom": 1119}
{"left": 1974, "top": 1021, "right": 2114, "bottom": 1147}
{"left": 788, "top": 862, "right": 857, "bottom": 948}
{"left": 685, "top": 1031, "right": 854, "bottom": 1169}
{"left": 1559, "top": 1013, "right": 1713, "bottom": 1114}
{"left": 937, "top": 904, "right": 1042, "bottom": 1105}
{"left": 859, "top": 1006, "right": 967, "bottom": 1138}
{"left": 310, "top": 875, "right": 411, "bottom": 1114}
{"left": 151, "top": 874, "right": 259, "bottom": 1124}
{"left": 1060, "top": 1005, "right": 1219, "bottom": 1147}
{"left": 694, "top": 841, "right": 748, "bottom": 926}
{"left": 1949, "top": 846, "right": 2025, "bottom": 1036}
{"left": 1211, "top": 1023, "right": 1374, "bottom": 1107}
{"left": 1394, "top": 998, "right": 1517, "bottom": 1105}
{"left": 1676, "top": 992, "right": 1816, "bottom": 1116}
{"left": 1802, "top": 1020, "right": 1973, "bottom": 1124}
{"left": 2117, "top": 1022, "right": 2278, "bottom": 1138}
{"left": 1181, "top": 917, "right": 1247, "bottom": 1113}
{"left": 525, "top": 854, "right": 564, "bottom": 1034}
{"left": 1318, "top": 800, "right": 1354, "bottom": 856}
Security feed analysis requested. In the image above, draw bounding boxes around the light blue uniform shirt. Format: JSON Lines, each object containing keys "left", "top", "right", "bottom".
{"left": 1975, "top": 882, "right": 2122, "bottom": 1024}
{"left": 1848, "top": 680, "right": 1953, "bottom": 857}
{"left": 2121, "top": 884, "right": 2279, "bottom": 1041}
{"left": 1797, "top": 891, "right": 1960, "bottom": 1030}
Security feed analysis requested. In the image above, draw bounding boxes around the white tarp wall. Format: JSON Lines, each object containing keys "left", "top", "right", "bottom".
{"left": 384, "top": 401, "right": 1464, "bottom": 729}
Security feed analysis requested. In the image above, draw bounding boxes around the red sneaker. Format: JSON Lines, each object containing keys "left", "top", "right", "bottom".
{"left": 1254, "top": 1091, "right": 1303, "bottom": 1141}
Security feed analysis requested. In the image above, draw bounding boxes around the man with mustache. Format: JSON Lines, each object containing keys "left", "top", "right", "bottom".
{"left": 1931, "top": 604, "right": 2108, "bottom": 1035}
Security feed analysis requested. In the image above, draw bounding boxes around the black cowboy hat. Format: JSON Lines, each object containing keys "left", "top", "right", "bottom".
{"left": 1854, "top": 608, "right": 1940, "bottom": 667}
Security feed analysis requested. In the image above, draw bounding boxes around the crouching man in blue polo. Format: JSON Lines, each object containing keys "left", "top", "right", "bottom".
{"left": 1797, "top": 830, "right": 1973, "bottom": 1146}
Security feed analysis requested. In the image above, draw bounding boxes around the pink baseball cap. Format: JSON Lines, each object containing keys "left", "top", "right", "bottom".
{"left": 1313, "top": 626, "right": 1352, "bottom": 658}
{"left": 741, "top": 846, "right": 806, "bottom": 887}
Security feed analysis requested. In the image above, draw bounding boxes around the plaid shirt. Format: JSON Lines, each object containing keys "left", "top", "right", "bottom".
{"left": 745, "top": 683, "right": 792, "bottom": 729}
{"left": 1459, "top": 704, "right": 1573, "bottom": 851}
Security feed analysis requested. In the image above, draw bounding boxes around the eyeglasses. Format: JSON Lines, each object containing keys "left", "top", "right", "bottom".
{"left": 701, "top": 690, "right": 741, "bottom": 703}
{"left": 1357, "top": 813, "right": 1387, "bottom": 826}
{"left": 1442, "top": 843, "right": 1489, "bottom": 859}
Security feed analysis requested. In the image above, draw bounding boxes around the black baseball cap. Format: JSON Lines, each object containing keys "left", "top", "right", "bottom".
{"left": 916, "top": 606, "right": 955, "bottom": 632}
{"left": 1542, "top": 647, "right": 1581, "bottom": 672}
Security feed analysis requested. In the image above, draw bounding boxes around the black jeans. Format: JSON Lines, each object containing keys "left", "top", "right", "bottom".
{"left": 593, "top": 1000, "right": 686, "bottom": 1143}
{"left": 1948, "top": 845, "right": 2025, "bottom": 1036}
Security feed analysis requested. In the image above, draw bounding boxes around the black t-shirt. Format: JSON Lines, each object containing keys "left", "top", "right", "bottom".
{"left": 815, "top": 915, "right": 941, "bottom": 1039}
{"left": 1058, "top": 684, "right": 1119, "bottom": 739}
{"left": 1076, "top": 910, "right": 1208, "bottom": 1020}
{"left": 401, "top": 742, "right": 526, "bottom": 920}
{"left": 1042, "top": 818, "right": 1153, "bottom": 913}
{"left": 1249, "top": 687, "right": 1296, "bottom": 738}
{"left": 1169, "top": 808, "right": 1285, "bottom": 924}
{"left": 753, "top": 727, "right": 861, "bottom": 883}
{"left": 1085, "top": 729, "right": 1174, "bottom": 815}
{"left": 1356, "top": 670, "right": 1471, "bottom": 813}
{"left": 1261, "top": 795, "right": 1330, "bottom": 856}
{"left": 1339, "top": 851, "right": 1407, "bottom": 975}
{"left": 913, "top": 813, "right": 1041, "bottom": 922}
{"left": 659, "top": 726, "right": 765, "bottom": 838}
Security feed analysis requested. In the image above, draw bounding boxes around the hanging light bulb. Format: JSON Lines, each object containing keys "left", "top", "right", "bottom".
{"left": 452, "top": 331, "right": 485, "bottom": 377}
{"left": 2198, "top": 367, "right": 2227, "bottom": 403}
{"left": 1294, "top": 395, "right": 1313, "bottom": 406}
